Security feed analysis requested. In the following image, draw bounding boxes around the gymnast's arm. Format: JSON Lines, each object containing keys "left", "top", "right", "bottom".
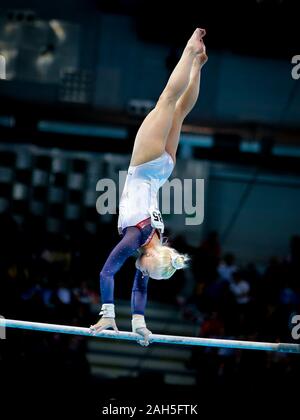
{"left": 131, "top": 269, "right": 152, "bottom": 346}
{"left": 90, "top": 226, "right": 144, "bottom": 333}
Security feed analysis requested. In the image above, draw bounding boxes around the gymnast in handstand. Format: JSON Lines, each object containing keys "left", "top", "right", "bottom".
{"left": 90, "top": 28, "right": 208, "bottom": 345}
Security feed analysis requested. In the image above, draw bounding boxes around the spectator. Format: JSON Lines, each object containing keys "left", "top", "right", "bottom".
{"left": 229, "top": 270, "right": 250, "bottom": 305}
{"left": 218, "top": 252, "right": 237, "bottom": 283}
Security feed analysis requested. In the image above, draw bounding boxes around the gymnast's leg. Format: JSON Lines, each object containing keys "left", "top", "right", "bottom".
{"left": 165, "top": 47, "right": 208, "bottom": 162}
{"left": 130, "top": 28, "right": 206, "bottom": 167}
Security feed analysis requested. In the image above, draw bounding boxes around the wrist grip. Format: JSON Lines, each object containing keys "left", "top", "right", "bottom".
{"left": 132, "top": 316, "right": 146, "bottom": 333}
{"left": 99, "top": 303, "right": 115, "bottom": 318}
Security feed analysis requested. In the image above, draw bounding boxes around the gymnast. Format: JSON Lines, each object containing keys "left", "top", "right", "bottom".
{"left": 90, "top": 28, "right": 208, "bottom": 345}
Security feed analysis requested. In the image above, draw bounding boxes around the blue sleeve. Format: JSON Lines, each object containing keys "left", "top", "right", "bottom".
{"left": 100, "top": 226, "right": 144, "bottom": 305}
{"left": 131, "top": 269, "right": 149, "bottom": 315}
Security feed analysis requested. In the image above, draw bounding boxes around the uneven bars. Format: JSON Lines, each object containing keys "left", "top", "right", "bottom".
{"left": 0, "top": 318, "right": 299, "bottom": 353}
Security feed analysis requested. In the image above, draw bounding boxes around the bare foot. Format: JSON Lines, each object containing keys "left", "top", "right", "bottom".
{"left": 187, "top": 28, "right": 206, "bottom": 55}
{"left": 195, "top": 43, "right": 208, "bottom": 67}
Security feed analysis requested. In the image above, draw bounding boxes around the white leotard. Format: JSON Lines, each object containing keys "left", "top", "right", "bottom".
{"left": 118, "top": 151, "right": 174, "bottom": 233}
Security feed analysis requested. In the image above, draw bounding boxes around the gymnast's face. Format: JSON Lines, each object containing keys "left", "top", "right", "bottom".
{"left": 135, "top": 249, "right": 159, "bottom": 278}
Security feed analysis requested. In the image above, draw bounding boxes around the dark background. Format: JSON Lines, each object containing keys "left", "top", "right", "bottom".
{"left": 0, "top": 0, "right": 300, "bottom": 418}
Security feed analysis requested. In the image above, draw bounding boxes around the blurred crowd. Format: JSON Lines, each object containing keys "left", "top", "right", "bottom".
{"left": 0, "top": 211, "right": 300, "bottom": 411}
{"left": 174, "top": 230, "right": 300, "bottom": 390}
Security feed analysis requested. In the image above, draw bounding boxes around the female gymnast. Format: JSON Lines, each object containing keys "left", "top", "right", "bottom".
{"left": 90, "top": 28, "right": 208, "bottom": 345}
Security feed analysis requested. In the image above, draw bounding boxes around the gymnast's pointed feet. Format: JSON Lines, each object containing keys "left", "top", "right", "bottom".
{"left": 187, "top": 28, "right": 206, "bottom": 55}
{"left": 89, "top": 317, "right": 119, "bottom": 334}
{"left": 195, "top": 43, "right": 208, "bottom": 67}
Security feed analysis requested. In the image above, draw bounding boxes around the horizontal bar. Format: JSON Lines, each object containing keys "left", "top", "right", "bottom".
{"left": 0, "top": 319, "right": 300, "bottom": 353}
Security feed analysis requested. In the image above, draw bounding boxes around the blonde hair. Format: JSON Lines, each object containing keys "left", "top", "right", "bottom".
{"left": 148, "top": 244, "right": 189, "bottom": 280}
